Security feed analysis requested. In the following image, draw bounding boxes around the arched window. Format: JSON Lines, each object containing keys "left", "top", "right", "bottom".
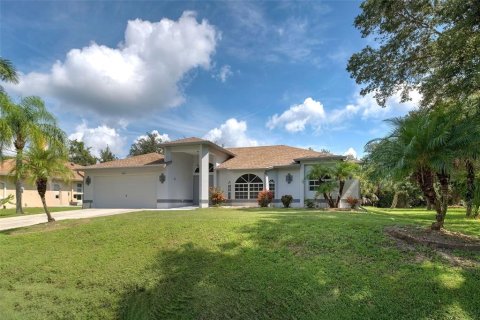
{"left": 269, "top": 179, "right": 275, "bottom": 198}
{"left": 235, "top": 174, "right": 263, "bottom": 199}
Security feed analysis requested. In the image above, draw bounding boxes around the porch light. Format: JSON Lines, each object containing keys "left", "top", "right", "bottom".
{"left": 286, "top": 173, "right": 293, "bottom": 184}
{"left": 159, "top": 173, "right": 166, "bottom": 184}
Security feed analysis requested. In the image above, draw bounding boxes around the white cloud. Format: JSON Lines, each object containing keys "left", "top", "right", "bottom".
{"left": 68, "top": 122, "right": 126, "bottom": 157}
{"left": 217, "top": 65, "right": 233, "bottom": 83}
{"left": 8, "top": 11, "right": 218, "bottom": 118}
{"left": 203, "top": 118, "right": 258, "bottom": 147}
{"left": 267, "top": 89, "right": 421, "bottom": 133}
{"left": 134, "top": 130, "right": 170, "bottom": 143}
{"left": 266, "top": 97, "right": 326, "bottom": 132}
{"left": 343, "top": 147, "right": 357, "bottom": 159}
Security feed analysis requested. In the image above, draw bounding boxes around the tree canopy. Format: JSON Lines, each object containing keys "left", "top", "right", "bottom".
{"left": 129, "top": 132, "right": 165, "bottom": 157}
{"left": 68, "top": 139, "right": 97, "bottom": 166}
{"left": 99, "top": 146, "right": 117, "bottom": 163}
{"left": 347, "top": 0, "right": 480, "bottom": 107}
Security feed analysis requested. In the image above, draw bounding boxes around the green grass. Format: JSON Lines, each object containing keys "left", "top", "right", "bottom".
{"left": 0, "top": 207, "right": 478, "bottom": 319}
{"left": 0, "top": 206, "right": 81, "bottom": 218}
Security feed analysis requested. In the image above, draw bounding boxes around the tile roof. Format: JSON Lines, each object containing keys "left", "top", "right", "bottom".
{"left": 0, "top": 159, "right": 84, "bottom": 181}
{"left": 218, "top": 145, "right": 336, "bottom": 170}
{"left": 161, "top": 137, "right": 235, "bottom": 156}
{"left": 82, "top": 152, "right": 164, "bottom": 169}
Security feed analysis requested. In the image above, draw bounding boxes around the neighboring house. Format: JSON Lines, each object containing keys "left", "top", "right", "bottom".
{"left": 0, "top": 159, "right": 84, "bottom": 208}
{"left": 81, "top": 137, "right": 360, "bottom": 209}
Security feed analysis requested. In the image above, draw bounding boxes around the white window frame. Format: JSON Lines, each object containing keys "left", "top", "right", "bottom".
{"left": 234, "top": 174, "right": 263, "bottom": 200}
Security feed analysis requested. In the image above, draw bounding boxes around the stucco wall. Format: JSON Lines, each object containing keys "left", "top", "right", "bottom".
{"left": 0, "top": 175, "right": 80, "bottom": 209}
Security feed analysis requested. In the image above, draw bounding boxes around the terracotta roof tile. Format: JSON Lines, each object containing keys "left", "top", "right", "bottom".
{"left": 82, "top": 152, "right": 164, "bottom": 169}
{"left": 218, "top": 145, "right": 334, "bottom": 170}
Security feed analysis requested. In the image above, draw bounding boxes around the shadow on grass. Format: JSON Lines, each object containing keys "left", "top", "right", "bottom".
{"left": 119, "top": 210, "right": 480, "bottom": 319}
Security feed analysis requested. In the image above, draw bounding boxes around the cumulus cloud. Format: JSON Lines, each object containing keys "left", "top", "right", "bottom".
{"left": 9, "top": 12, "right": 218, "bottom": 117}
{"left": 343, "top": 147, "right": 358, "bottom": 159}
{"left": 267, "top": 89, "right": 421, "bottom": 133}
{"left": 203, "top": 118, "right": 258, "bottom": 147}
{"left": 266, "top": 97, "right": 326, "bottom": 132}
{"left": 216, "top": 65, "right": 233, "bottom": 83}
{"left": 134, "top": 130, "right": 170, "bottom": 143}
{"left": 68, "top": 122, "right": 126, "bottom": 157}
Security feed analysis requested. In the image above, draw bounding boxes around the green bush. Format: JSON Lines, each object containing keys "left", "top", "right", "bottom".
{"left": 281, "top": 195, "right": 293, "bottom": 208}
{"left": 305, "top": 199, "right": 315, "bottom": 209}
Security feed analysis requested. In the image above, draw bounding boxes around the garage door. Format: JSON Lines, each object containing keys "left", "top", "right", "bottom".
{"left": 93, "top": 175, "right": 157, "bottom": 208}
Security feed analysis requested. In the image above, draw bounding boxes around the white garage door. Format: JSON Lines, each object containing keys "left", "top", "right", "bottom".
{"left": 93, "top": 175, "right": 157, "bottom": 208}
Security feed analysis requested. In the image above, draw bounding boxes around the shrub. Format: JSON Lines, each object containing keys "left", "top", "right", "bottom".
{"left": 257, "top": 190, "right": 274, "bottom": 207}
{"left": 209, "top": 187, "right": 226, "bottom": 206}
{"left": 305, "top": 199, "right": 315, "bottom": 209}
{"left": 346, "top": 196, "right": 360, "bottom": 209}
{"left": 281, "top": 195, "right": 293, "bottom": 208}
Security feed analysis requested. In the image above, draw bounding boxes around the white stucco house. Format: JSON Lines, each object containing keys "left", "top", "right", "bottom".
{"left": 80, "top": 137, "right": 360, "bottom": 209}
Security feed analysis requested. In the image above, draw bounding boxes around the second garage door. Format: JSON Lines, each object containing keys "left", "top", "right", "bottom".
{"left": 93, "top": 174, "right": 157, "bottom": 208}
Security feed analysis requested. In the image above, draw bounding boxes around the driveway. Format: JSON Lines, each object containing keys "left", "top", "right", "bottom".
{"left": 0, "top": 208, "right": 141, "bottom": 231}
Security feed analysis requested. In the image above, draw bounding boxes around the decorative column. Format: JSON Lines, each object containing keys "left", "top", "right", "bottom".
{"left": 264, "top": 171, "right": 269, "bottom": 190}
{"left": 199, "top": 144, "right": 210, "bottom": 208}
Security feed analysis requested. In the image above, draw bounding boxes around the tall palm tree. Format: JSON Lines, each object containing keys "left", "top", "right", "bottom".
{"left": 0, "top": 57, "right": 18, "bottom": 85}
{"left": 18, "top": 146, "right": 71, "bottom": 222}
{"left": 0, "top": 94, "right": 66, "bottom": 214}
{"left": 366, "top": 104, "right": 480, "bottom": 229}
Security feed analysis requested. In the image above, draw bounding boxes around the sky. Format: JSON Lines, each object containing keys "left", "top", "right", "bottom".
{"left": 0, "top": 0, "right": 419, "bottom": 159}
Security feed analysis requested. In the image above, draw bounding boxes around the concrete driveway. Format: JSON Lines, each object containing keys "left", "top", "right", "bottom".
{"left": 0, "top": 208, "right": 141, "bottom": 231}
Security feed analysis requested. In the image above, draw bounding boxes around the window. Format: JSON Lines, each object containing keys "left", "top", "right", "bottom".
{"left": 53, "top": 183, "right": 61, "bottom": 199}
{"left": 76, "top": 183, "right": 83, "bottom": 193}
{"left": 309, "top": 175, "right": 332, "bottom": 191}
{"left": 0, "top": 181, "right": 5, "bottom": 200}
{"left": 227, "top": 181, "right": 231, "bottom": 200}
{"left": 74, "top": 194, "right": 82, "bottom": 200}
{"left": 235, "top": 174, "right": 263, "bottom": 200}
{"left": 269, "top": 179, "right": 275, "bottom": 198}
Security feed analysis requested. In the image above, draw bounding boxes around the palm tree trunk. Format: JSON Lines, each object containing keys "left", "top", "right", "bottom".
{"left": 391, "top": 192, "right": 399, "bottom": 208}
{"left": 15, "top": 152, "right": 24, "bottom": 214}
{"left": 431, "top": 171, "right": 450, "bottom": 230}
{"left": 323, "top": 193, "right": 336, "bottom": 208}
{"left": 335, "top": 180, "right": 345, "bottom": 208}
{"left": 465, "top": 160, "right": 475, "bottom": 217}
{"left": 426, "top": 198, "right": 432, "bottom": 210}
{"left": 414, "top": 168, "right": 439, "bottom": 213}
{"left": 36, "top": 178, "right": 54, "bottom": 222}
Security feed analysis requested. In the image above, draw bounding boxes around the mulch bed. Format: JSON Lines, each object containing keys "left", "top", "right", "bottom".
{"left": 385, "top": 225, "right": 480, "bottom": 251}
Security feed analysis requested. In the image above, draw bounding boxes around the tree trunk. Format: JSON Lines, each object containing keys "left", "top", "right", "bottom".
{"left": 36, "top": 178, "right": 55, "bottom": 222}
{"left": 15, "top": 152, "right": 24, "bottom": 215}
{"left": 391, "top": 192, "right": 399, "bottom": 209}
{"left": 465, "top": 160, "right": 475, "bottom": 217}
{"left": 431, "top": 171, "right": 450, "bottom": 230}
{"left": 414, "top": 168, "right": 443, "bottom": 228}
{"left": 323, "top": 192, "right": 336, "bottom": 208}
{"left": 335, "top": 180, "right": 345, "bottom": 208}
{"left": 426, "top": 198, "right": 432, "bottom": 210}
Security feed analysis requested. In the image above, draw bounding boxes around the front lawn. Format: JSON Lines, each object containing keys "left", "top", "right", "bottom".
{"left": 0, "top": 206, "right": 81, "bottom": 218}
{"left": 0, "top": 207, "right": 478, "bottom": 319}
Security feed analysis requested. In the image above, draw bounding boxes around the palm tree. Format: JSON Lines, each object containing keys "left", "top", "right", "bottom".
{"left": 366, "top": 104, "right": 480, "bottom": 229}
{"left": 19, "top": 146, "right": 72, "bottom": 222}
{"left": 0, "top": 57, "right": 18, "bottom": 85}
{"left": 308, "top": 161, "right": 359, "bottom": 208}
{"left": 0, "top": 94, "right": 66, "bottom": 214}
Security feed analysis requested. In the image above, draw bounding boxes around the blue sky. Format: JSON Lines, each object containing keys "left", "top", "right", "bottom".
{"left": 1, "top": 1, "right": 419, "bottom": 158}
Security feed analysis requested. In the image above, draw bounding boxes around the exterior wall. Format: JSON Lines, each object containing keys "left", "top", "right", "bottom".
{"left": 217, "top": 169, "right": 268, "bottom": 207}
{"left": 82, "top": 167, "right": 164, "bottom": 209}
{"left": 269, "top": 167, "right": 303, "bottom": 208}
{"left": 0, "top": 175, "right": 81, "bottom": 209}
{"left": 161, "top": 152, "right": 194, "bottom": 208}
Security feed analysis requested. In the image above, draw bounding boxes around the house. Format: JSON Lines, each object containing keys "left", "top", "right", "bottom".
{"left": 81, "top": 137, "right": 360, "bottom": 209}
{"left": 0, "top": 159, "right": 85, "bottom": 208}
